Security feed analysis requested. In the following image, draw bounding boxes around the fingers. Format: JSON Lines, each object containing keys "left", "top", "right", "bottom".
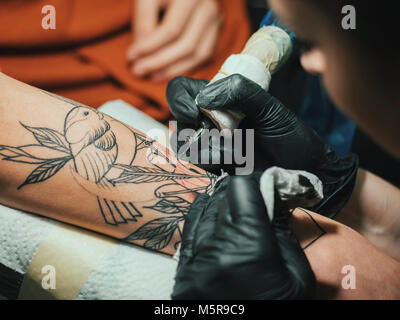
{"left": 131, "top": 0, "right": 161, "bottom": 43}
{"left": 154, "top": 18, "right": 220, "bottom": 80}
{"left": 167, "top": 75, "right": 209, "bottom": 163}
{"left": 274, "top": 222, "right": 316, "bottom": 298}
{"left": 178, "top": 193, "right": 209, "bottom": 265}
{"left": 167, "top": 76, "right": 209, "bottom": 124}
{"left": 128, "top": 0, "right": 198, "bottom": 62}
{"left": 212, "top": 174, "right": 285, "bottom": 268}
{"left": 226, "top": 173, "right": 315, "bottom": 294}
{"left": 188, "top": 178, "right": 230, "bottom": 255}
{"left": 192, "top": 194, "right": 222, "bottom": 252}
{"left": 226, "top": 174, "right": 268, "bottom": 224}
{"left": 130, "top": 0, "right": 220, "bottom": 78}
{"left": 196, "top": 74, "right": 270, "bottom": 117}
{"left": 217, "top": 174, "right": 278, "bottom": 245}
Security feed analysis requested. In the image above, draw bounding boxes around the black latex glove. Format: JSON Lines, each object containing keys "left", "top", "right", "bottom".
{"left": 166, "top": 75, "right": 359, "bottom": 218}
{"left": 172, "top": 173, "right": 316, "bottom": 300}
{"left": 167, "top": 76, "right": 233, "bottom": 174}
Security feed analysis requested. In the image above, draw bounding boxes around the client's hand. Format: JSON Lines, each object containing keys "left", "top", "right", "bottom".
{"left": 128, "top": 0, "right": 221, "bottom": 81}
{"left": 167, "top": 74, "right": 359, "bottom": 218}
{"left": 172, "top": 173, "right": 316, "bottom": 299}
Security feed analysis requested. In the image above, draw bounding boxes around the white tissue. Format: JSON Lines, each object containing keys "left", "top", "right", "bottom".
{"left": 0, "top": 206, "right": 58, "bottom": 274}
{"left": 260, "top": 166, "right": 324, "bottom": 221}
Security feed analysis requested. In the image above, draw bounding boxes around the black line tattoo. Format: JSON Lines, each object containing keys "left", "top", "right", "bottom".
{"left": 0, "top": 93, "right": 216, "bottom": 252}
{"left": 296, "top": 208, "right": 327, "bottom": 249}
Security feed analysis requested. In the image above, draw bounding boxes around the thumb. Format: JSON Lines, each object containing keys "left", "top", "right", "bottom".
{"left": 131, "top": 0, "right": 161, "bottom": 44}
{"left": 273, "top": 216, "right": 317, "bottom": 298}
{"left": 221, "top": 173, "right": 279, "bottom": 246}
{"left": 195, "top": 74, "right": 271, "bottom": 119}
{"left": 227, "top": 174, "right": 316, "bottom": 298}
{"left": 271, "top": 191, "right": 316, "bottom": 298}
{"left": 178, "top": 194, "right": 209, "bottom": 266}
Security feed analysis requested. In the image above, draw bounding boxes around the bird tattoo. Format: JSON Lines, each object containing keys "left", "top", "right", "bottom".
{"left": 0, "top": 102, "right": 215, "bottom": 251}
{"left": 63, "top": 106, "right": 145, "bottom": 224}
{"left": 64, "top": 106, "right": 118, "bottom": 184}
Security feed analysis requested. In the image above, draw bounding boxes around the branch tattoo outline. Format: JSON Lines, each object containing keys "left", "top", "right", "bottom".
{"left": 0, "top": 94, "right": 216, "bottom": 251}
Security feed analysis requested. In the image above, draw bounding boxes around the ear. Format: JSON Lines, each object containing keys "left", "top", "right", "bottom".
{"left": 300, "top": 48, "right": 326, "bottom": 75}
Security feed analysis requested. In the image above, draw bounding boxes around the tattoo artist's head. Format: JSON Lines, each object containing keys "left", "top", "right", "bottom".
{"left": 268, "top": 0, "right": 400, "bottom": 159}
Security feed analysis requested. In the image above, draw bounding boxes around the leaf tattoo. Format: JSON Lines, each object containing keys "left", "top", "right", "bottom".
{"left": 0, "top": 146, "right": 47, "bottom": 164}
{"left": 18, "top": 157, "right": 71, "bottom": 189}
{"left": 145, "top": 197, "right": 192, "bottom": 215}
{"left": 20, "top": 123, "right": 70, "bottom": 154}
{"left": 123, "top": 216, "right": 184, "bottom": 250}
{"left": 110, "top": 164, "right": 208, "bottom": 185}
{"left": 1, "top": 124, "right": 72, "bottom": 189}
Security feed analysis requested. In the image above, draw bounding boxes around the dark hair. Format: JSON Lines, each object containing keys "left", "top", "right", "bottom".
{"left": 308, "top": 0, "right": 398, "bottom": 61}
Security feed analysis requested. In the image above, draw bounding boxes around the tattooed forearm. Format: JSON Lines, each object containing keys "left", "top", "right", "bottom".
{"left": 0, "top": 85, "right": 216, "bottom": 254}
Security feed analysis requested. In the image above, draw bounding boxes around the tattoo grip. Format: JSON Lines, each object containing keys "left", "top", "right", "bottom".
{"left": 198, "top": 26, "right": 292, "bottom": 133}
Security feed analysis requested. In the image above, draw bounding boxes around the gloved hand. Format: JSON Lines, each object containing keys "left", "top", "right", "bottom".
{"left": 167, "top": 76, "right": 233, "bottom": 174}
{"left": 172, "top": 173, "right": 316, "bottom": 300}
{"left": 166, "top": 75, "right": 359, "bottom": 218}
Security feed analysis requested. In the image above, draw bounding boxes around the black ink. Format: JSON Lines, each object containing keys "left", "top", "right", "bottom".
{"left": 21, "top": 123, "right": 70, "bottom": 154}
{"left": 110, "top": 164, "right": 208, "bottom": 185}
{"left": 123, "top": 216, "right": 184, "bottom": 251}
{"left": 296, "top": 208, "right": 327, "bottom": 249}
{"left": 0, "top": 96, "right": 215, "bottom": 252}
{"left": 18, "top": 157, "right": 72, "bottom": 190}
{"left": 144, "top": 197, "right": 192, "bottom": 215}
{"left": 97, "top": 196, "right": 143, "bottom": 225}
{"left": 0, "top": 123, "right": 73, "bottom": 189}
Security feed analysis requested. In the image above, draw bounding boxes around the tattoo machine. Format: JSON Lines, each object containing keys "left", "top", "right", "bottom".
{"left": 192, "top": 26, "right": 293, "bottom": 141}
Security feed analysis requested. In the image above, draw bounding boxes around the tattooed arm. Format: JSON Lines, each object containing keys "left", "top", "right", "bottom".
{"left": 0, "top": 72, "right": 216, "bottom": 255}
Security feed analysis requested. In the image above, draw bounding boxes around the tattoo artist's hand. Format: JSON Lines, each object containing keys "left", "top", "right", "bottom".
{"left": 172, "top": 173, "right": 316, "bottom": 300}
{"left": 127, "top": 0, "right": 221, "bottom": 81}
{"left": 166, "top": 74, "right": 359, "bottom": 218}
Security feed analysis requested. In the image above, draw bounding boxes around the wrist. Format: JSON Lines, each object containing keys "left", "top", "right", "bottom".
{"left": 311, "top": 153, "right": 359, "bottom": 218}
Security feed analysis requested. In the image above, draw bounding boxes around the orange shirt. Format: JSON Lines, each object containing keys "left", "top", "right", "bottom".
{"left": 0, "top": 0, "right": 250, "bottom": 122}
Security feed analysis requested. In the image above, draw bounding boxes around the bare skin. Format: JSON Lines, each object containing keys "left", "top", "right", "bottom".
{"left": 0, "top": 72, "right": 399, "bottom": 298}
{"left": 128, "top": 0, "right": 222, "bottom": 80}
{"left": 337, "top": 170, "right": 400, "bottom": 261}
{"left": 292, "top": 208, "right": 400, "bottom": 299}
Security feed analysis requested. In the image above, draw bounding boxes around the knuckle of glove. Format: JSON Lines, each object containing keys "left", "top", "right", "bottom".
{"left": 167, "top": 77, "right": 207, "bottom": 123}
{"left": 172, "top": 102, "right": 199, "bottom": 124}
{"left": 167, "top": 79, "right": 186, "bottom": 110}
{"left": 227, "top": 75, "right": 271, "bottom": 118}
{"left": 166, "top": 76, "right": 187, "bottom": 96}
{"left": 259, "top": 100, "right": 297, "bottom": 134}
